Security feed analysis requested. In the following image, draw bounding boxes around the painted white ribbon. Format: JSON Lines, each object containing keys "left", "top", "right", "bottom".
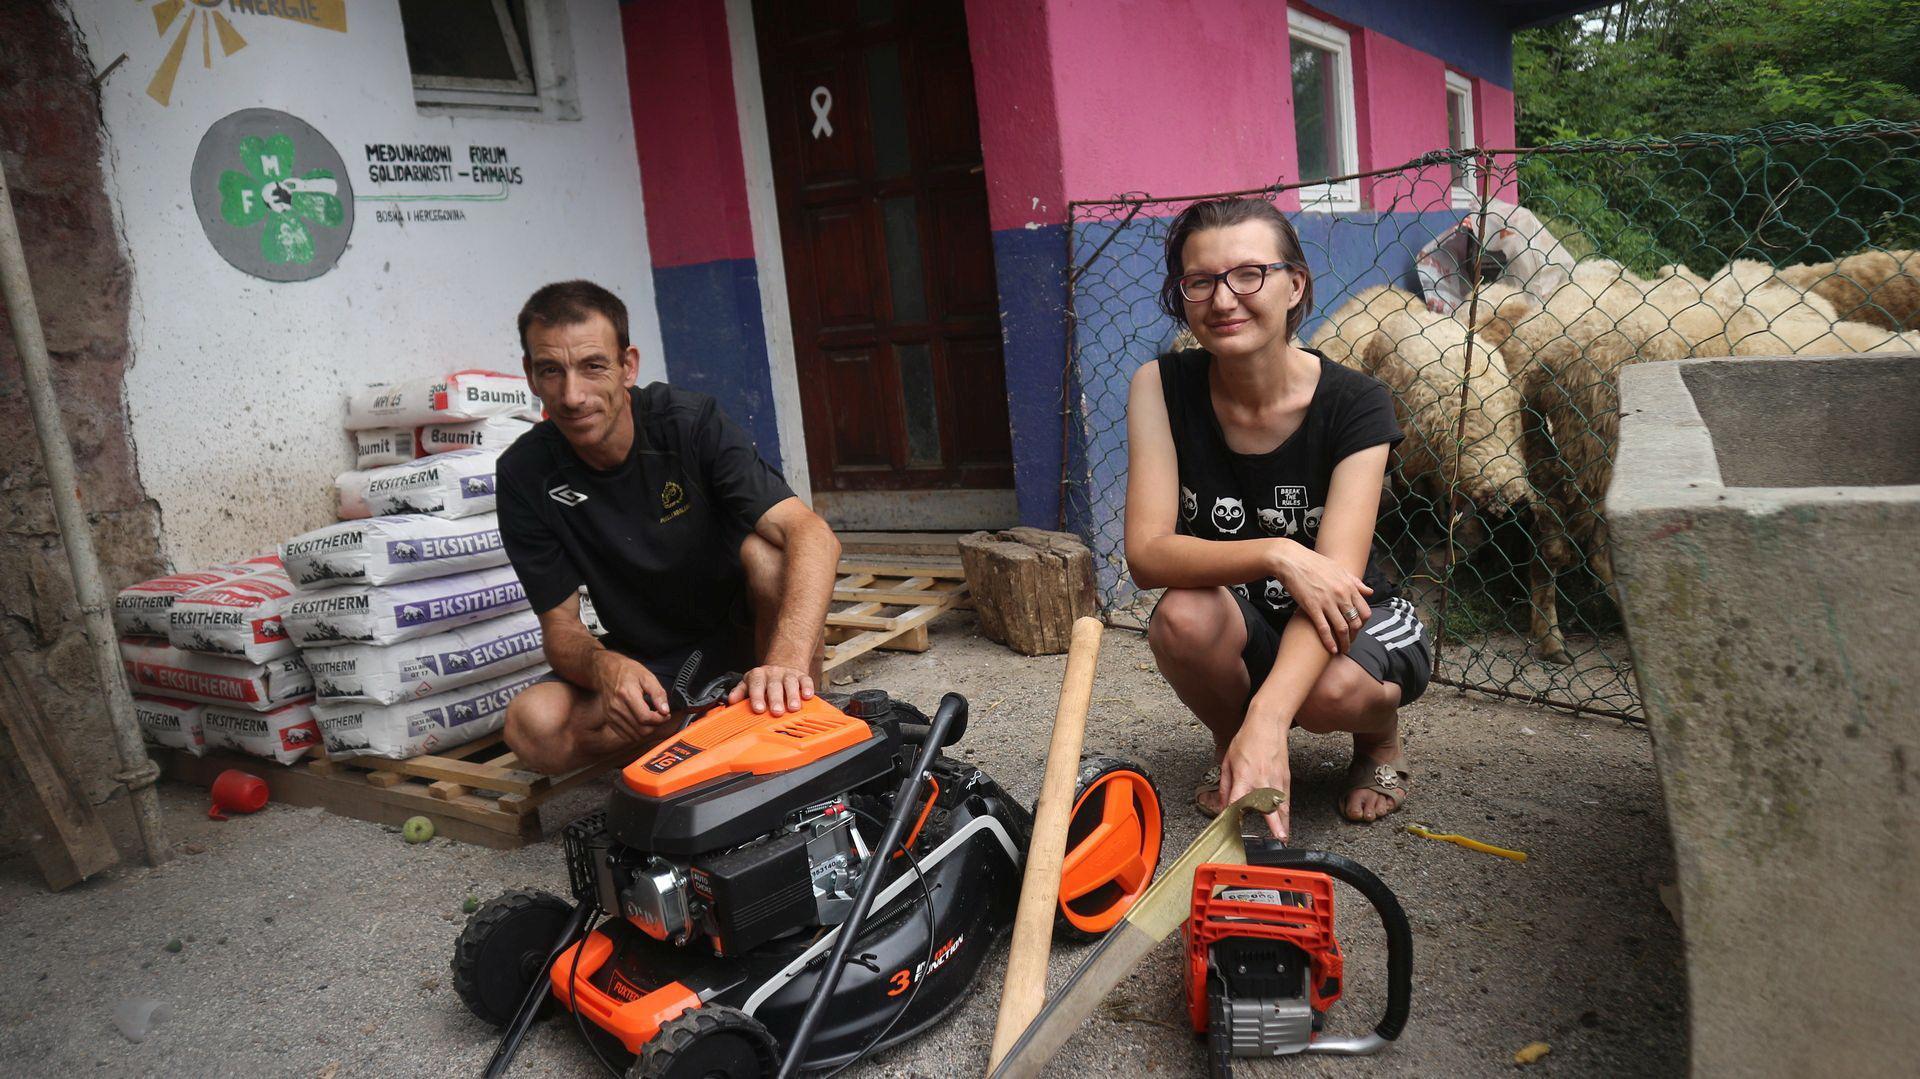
{"left": 810, "top": 86, "right": 834, "bottom": 139}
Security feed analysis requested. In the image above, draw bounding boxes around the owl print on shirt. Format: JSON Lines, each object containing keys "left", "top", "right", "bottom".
{"left": 1211, "top": 497, "right": 1246, "bottom": 534}
{"left": 1180, "top": 485, "right": 1198, "bottom": 523}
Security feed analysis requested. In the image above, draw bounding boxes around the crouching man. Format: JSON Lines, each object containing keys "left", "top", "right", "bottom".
{"left": 498, "top": 280, "right": 840, "bottom": 774}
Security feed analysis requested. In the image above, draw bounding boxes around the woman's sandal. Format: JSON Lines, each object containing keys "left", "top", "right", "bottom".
{"left": 1192, "top": 765, "right": 1225, "bottom": 818}
{"left": 1340, "top": 757, "right": 1410, "bottom": 823}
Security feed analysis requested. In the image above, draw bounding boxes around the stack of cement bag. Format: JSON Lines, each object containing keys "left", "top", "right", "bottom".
{"left": 340, "top": 368, "right": 539, "bottom": 480}
{"left": 282, "top": 507, "right": 549, "bottom": 761}
{"left": 116, "top": 553, "right": 321, "bottom": 764}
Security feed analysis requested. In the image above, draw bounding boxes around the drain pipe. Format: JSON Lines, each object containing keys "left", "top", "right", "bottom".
{"left": 0, "top": 155, "right": 168, "bottom": 864}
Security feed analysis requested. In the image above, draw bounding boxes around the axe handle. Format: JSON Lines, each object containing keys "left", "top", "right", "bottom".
{"left": 987, "top": 616, "right": 1103, "bottom": 1071}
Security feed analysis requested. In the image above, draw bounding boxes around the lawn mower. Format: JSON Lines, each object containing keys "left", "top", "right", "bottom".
{"left": 453, "top": 660, "right": 1163, "bottom": 1078}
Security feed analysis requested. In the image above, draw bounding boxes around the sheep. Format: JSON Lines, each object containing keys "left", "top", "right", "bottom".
{"left": 1471, "top": 258, "right": 1917, "bottom": 664}
{"left": 1310, "top": 285, "right": 1532, "bottom": 577}
{"left": 1778, "top": 250, "right": 1920, "bottom": 331}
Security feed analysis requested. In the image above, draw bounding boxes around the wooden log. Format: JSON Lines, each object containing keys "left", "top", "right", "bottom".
{"left": 957, "top": 528, "right": 1098, "bottom": 655}
{"left": 0, "top": 654, "right": 121, "bottom": 890}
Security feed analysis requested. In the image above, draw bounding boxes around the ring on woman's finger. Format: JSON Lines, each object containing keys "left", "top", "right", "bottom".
{"left": 1342, "top": 606, "right": 1360, "bottom": 622}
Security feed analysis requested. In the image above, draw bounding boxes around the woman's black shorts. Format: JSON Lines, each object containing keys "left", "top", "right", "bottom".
{"left": 1230, "top": 590, "right": 1434, "bottom": 706}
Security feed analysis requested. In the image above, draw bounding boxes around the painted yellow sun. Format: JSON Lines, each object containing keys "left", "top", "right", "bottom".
{"left": 140, "top": 1, "right": 348, "bottom": 107}
{"left": 144, "top": 0, "right": 245, "bottom": 106}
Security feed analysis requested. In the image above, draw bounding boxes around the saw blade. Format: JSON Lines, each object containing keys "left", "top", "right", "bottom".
{"left": 986, "top": 787, "right": 1285, "bottom": 1078}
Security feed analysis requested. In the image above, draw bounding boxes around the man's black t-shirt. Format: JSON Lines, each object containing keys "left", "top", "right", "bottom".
{"left": 1159, "top": 347, "right": 1403, "bottom": 628}
{"left": 496, "top": 383, "right": 795, "bottom": 657}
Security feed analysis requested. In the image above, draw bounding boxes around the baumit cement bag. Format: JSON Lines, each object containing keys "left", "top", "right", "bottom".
{"left": 120, "top": 638, "right": 312, "bottom": 710}
{"left": 134, "top": 696, "right": 206, "bottom": 756}
{"left": 284, "top": 564, "right": 528, "bottom": 647}
{"left": 360, "top": 449, "right": 499, "bottom": 518}
{"left": 202, "top": 699, "right": 322, "bottom": 765}
{"left": 281, "top": 514, "right": 507, "bottom": 589}
{"left": 114, "top": 554, "right": 282, "bottom": 637}
{"left": 353, "top": 426, "right": 419, "bottom": 469}
{"left": 314, "top": 665, "right": 549, "bottom": 759}
{"left": 167, "top": 569, "right": 298, "bottom": 662}
{"left": 417, "top": 415, "right": 533, "bottom": 457}
{"left": 345, "top": 370, "right": 539, "bottom": 430}
{"left": 304, "top": 609, "right": 544, "bottom": 705}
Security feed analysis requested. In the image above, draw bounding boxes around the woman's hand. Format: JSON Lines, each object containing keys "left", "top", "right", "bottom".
{"left": 1270, "top": 540, "right": 1373, "bottom": 654}
{"left": 1218, "top": 714, "right": 1292, "bottom": 841}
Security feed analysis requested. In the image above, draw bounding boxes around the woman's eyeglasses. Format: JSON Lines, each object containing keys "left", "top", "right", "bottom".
{"left": 1178, "top": 262, "right": 1294, "bottom": 303}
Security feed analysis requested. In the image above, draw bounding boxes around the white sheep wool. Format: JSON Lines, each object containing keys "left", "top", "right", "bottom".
{"left": 167, "top": 569, "right": 299, "bottom": 663}
{"left": 314, "top": 665, "right": 550, "bottom": 760}
{"left": 134, "top": 695, "right": 206, "bottom": 757}
{"left": 345, "top": 370, "right": 540, "bottom": 431}
{"left": 119, "top": 638, "right": 313, "bottom": 710}
{"left": 283, "top": 563, "right": 528, "bottom": 647}
{"left": 281, "top": 513, "right": 508, "bottom": 589}
{"left": 304, "top": 609, "right": 544, "bottom": 705}
{"left": 201, "top": 698, "right": 322, "bottom": 765}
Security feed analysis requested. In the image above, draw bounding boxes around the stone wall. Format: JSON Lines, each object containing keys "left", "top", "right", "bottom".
{"left": 0, "top": 1, "right": 164, "bottom": 854}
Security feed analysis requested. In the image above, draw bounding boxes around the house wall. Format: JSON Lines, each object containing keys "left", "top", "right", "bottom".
{"left": 64, "top": 0, "right": 666, "bottom": 571}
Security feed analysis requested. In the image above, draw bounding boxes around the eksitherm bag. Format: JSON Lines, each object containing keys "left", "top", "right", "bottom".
{"left": 281, "top": 513, "right": 507, "bottom": 589}
{"left": 113, "top": 554, "right": 282, "bottom": 637}
{"left": 134, "top": 695, "right": 206, "bottom": 757}
{"left": 335, "top": 469, "right": 372, "bottom": 520}
{"left": 283, "top": 563, "right": 528, "bottom": 647}
{"left": 353, "top": 426, "right": 419, "bottom": 469}
{"left": 360, "top": 448, "right": 499, "bottom": 519}
{"left": 417, "top": 415, "right": 533, "bottom": 457}
{"left": 201, "top": 698, "right": 322, "bottom": 765}
{"left": 313, "top": 665, "right": 549, "bottom": 759}
{"left": 167, "top": 569, "right": 298, "bottom": 663}
{"left": 119, "top": 637, "right": 313, "bottom": 710}
{"left": 304, "top": 609, "right": 544, "bottom": 705}
{"left": 345, "top": 369, "right": 540, "bottom": 430}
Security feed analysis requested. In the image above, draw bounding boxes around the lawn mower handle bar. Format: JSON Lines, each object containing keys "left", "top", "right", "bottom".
{"left": 1246, "top": 843, "right": 1414, "bottom": 1051}
{"left": 772, "top": 692, "right": 968, "bottom": 1079}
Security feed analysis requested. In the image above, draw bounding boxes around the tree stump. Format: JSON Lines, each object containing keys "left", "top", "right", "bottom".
{"left": 958, "top": 528, "right": 1098, "bottom": 655}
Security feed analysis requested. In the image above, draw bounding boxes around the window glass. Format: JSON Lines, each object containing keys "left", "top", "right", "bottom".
{"left": 897, "top": 344, "right": 940, "bottom": 467}
{"left": 400, "top": 0, "right": 531, "bottom": 88}
{"left": 1291, "top": 41, "right": 1336, "bottom": 184}
{"left": 881, "top": 197, "right": 927, "bottom": 322}
{"left": 867, "top": 43, "right": 911, "bottom": 180}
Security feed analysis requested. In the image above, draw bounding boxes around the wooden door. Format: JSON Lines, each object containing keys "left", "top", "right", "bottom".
{"left": 756, "top": 0, "right": 1013, "bottom": 494}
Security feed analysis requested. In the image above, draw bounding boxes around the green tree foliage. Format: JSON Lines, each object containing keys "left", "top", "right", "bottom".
{"left": 1511, "top": 1, "right": 1920, "bottom": 273}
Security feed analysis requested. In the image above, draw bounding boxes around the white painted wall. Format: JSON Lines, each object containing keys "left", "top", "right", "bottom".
{"left": 67, "top": 0, "right": 665, "bottom": 569}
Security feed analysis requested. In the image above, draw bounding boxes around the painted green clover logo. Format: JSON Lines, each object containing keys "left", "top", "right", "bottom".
{"left": 217, "top": 133, "right": 343, "bottom": 265}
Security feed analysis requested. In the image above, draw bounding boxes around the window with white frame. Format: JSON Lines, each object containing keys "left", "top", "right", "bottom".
{"left": 1446, "top": 71, "right": 1477, "bottom": 207}
{"left": 1288, "top": 9, "right": 1359, "bottom": 211}
{"left": 399, "top": 0, "right": 578, "bottom": 117}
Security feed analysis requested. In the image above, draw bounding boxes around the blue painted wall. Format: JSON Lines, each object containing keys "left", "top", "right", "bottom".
{"left": 650, "top": 258, "right": 783, "bottom": 472}
{"left": 1303, "top": 0, "right": 1516, "bottom": 87}
{"left": 991, "top": 224, "right": 1072, "bottom": 529}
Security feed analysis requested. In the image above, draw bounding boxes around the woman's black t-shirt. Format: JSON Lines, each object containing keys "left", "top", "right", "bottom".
{"left": 1158, "top": 346, "right": 1403, "bottom": 627}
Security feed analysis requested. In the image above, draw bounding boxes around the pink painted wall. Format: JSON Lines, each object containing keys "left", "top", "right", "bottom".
{"left": 1044, "top": 0, "right": 1296, "bottom": 213}
{"left": 622, "top": 0, "right": 755, "bottom": 268}
{"left": 1474, "top": 78, "right": 1519, "bottom": 200}
{"left": 965, "top": 0, "right": 1067, "bottom": 232}
{"left": 1353, "top": 30, "right": 1450, "bottom": 211}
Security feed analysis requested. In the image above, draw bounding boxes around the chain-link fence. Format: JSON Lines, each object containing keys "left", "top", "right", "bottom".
{"left": 1063, "top": 121, "right": 1920, "bottom": 720}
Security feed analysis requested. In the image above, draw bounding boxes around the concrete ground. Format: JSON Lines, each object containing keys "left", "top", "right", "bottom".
{"left": 0, "top": 615, "right": 1686, "bottom": 1077}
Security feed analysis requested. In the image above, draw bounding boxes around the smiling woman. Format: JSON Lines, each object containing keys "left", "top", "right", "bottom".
{"left": 1123, "top": 197, "right": 1432, "bottom": 841}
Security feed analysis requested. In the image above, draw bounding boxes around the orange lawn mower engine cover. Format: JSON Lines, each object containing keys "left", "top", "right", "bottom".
{"left": 463, "top": 688, "right": 1165, "bottom": 1075}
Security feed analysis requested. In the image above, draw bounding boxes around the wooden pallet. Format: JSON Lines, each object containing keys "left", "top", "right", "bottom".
{"left": 824, "top": 561, "right": 969, "bottom": 671}
{"left": 155, "top": 734, "right": 625, "bottom": 849}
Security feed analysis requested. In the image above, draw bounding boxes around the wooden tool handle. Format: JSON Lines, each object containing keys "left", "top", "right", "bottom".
{"left": 987, "top": 615, "right": 1103, "bottom": 1070}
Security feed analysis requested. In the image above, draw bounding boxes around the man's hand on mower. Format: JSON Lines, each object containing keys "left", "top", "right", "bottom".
{"left": 730, "top": 663, "right": 814, "bottom": 716}
{"left": 593, "top": 652, "right": 671, "bottom": 743}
